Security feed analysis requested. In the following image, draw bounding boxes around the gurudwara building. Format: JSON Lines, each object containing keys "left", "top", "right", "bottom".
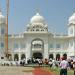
{"left": 0, "top": 10, "right": 75, "bottom": 62}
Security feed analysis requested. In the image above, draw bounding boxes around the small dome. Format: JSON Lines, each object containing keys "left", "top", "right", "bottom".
{"left": 68, "top": 13, "right": 75, "bottom": 24}
{"left": 0, "top": 11, "right": 5, "bottom": 23}
{"left": 30, "top": 13, "right": 45, "bottom": 23}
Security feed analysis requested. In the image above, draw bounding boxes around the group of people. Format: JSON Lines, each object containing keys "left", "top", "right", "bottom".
{"left": 53, "top": 56, "right": 75, "bottom": 75}
{"left": 2, "top": 56, "right": 75, "bottom": 75}
{"left": 26, "top": 57, "right": 75, "bottom": 75}
{"left": 48, "top": 56, "right": 75, "bottom": 75}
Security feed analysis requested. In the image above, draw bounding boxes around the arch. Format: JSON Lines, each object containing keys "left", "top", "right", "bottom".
{"left": 31, "top": 38, "right": 44, "bottom": 59}
{"left": 31, "top": 38, "right": 44, "bottom": 45}
{"left": 31, "top": 38, "right": 44, "bottom": 49}
{"left": 21, "top": 54, "right": 26, "bottom": 60}
{"left": 32, "top": 52, "right": 43, "bottom": 59}
{"left": 56, "top": 54, "right": 60, "bottom": 60}
{"left": 63, "top": 53, "right": 67, "bottom": 59}
{"left": 14, "top": 54, "right": 19, "bottom": 61}
{"left": 49, "top": 54, "right": 54, "bottom": 59}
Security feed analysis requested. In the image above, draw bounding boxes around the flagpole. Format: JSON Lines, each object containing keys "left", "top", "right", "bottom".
{"left": 5, "top": 0, "right": 9, "bottom": 60}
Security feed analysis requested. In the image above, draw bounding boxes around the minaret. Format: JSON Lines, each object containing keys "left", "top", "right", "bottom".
{"left": 68, "top": 12, "right": 75, "bottom": 36}
{"left": 68, "top": 12, "right": 75, "bottom": 56}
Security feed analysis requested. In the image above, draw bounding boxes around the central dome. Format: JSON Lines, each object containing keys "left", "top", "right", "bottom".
{"left": 30, "top": 13, "right": 45, "bottom": 23}
{"left": 26, "top": 12, "right": 48, "bottom": 32}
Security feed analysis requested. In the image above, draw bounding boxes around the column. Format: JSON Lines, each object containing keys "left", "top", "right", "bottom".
{"left": 19, "top": 53, "right": 21, "bottom": 61}
{"left": 11, "top": 53, "right": 14, "bottom": 61}
{"left": 44, "top": 41, "right": 49, "bottom": 59}
{"left": 53, "top": 53, "right": 56, "bottom": 59}
{"left": 26, "top": 41, "right": 31, "bottom": 64}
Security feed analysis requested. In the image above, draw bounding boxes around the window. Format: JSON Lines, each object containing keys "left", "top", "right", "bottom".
{"left": 41, "top": 30, "right": 44, "bottom": 31}
{"left": 36, "top": 29, "right": 39, "bottom": 31}
{"left": 1, "top": 57, "right": 4, "bottom": 59}
{"left": 21, "top": 43, "right": 25, "bottom": 49}
{"left": 70, "top": 28, "right": 73, "bottom": 34}
{"left": 14, "top": 43, "right": 18, "bottom": 49}
{"left": 34, "top": 44, "right": 42, "bottom": 48}
{"left": 1, "top": 42, "right": 4, "bottom": 48}
{"left": 70, "top": 40, "right": 73, "bottom": 47}
{"left": 1, "top": 28, "right": 4, "bottom": 35}
{"left": 56, "top": 44, "right": 60, "bottom": 48}
{"left": 49, "top": 44, "right": 53, "bottom": 49}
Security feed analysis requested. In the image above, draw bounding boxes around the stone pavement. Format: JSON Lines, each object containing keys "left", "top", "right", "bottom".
{"left": 0, "top": 66, "right": 54, "bottom": 75}
{"left": 0, "top": 66, "right": 34, "bottom": 75}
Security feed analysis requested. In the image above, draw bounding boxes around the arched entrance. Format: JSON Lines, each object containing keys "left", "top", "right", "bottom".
{"left": 63, "top": 53, "right": 67, "bottom": 59}
{"left": 33, "top": 52, "right": 43, "bottom": 59}
{"left": 14, "top": 54, "right": 19, "bottom": 61}
{"left": 56, "top": 54, "right": 60, "bottom": 60}
{"left": 49, "top": 54, "right": 54, "bottom": 59}
{"left": 21, "top": 54, "right": 26, "bottom": 60}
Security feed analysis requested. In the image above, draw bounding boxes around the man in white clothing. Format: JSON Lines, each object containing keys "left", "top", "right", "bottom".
{"left": 60, "top": 57, "right": 68, "bottom": 75}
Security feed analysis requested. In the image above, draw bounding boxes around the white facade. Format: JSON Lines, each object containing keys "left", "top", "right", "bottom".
{"left": 0, "top": 10, "right": 75, "bottom": 61}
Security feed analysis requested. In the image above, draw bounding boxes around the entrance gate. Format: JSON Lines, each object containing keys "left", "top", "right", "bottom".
{"left": 33, "top": 52, "right": 43, "bottom": 59}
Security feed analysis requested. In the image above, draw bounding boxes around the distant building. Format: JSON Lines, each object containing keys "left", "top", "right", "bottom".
{"left": 0, "top": 9, "right": 75, "bottom": 62}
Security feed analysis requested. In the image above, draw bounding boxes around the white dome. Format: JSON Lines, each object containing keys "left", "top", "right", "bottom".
{"left": 69, "top": 13, "right": 75, "bottom": 24}
{"left": 26, "top": 13, "right": 48, "bottom": 32}
{"left": 0, "top": 11, "right": 5, "bottom": 23}
{"left": 30, "top": 13, "right": 45, "bottom": 23}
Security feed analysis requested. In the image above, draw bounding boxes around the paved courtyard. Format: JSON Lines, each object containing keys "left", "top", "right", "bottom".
{"left": 0, "top": 66, "right": 55, "bottom": 75}
{"left": 0, "top": 66, "right": 34, "bottom": 75}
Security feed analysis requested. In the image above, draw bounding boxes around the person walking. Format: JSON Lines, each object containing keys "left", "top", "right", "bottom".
{"left": 60, "top": 57, "right": 68, "bottom": 75}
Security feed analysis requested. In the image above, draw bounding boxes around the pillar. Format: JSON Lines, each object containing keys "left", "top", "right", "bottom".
{"left": 44, "top": 42, "right": 49, "bottom": 59}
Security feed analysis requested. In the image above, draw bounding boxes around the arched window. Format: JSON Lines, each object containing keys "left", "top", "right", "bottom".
{"left": 32, "top": 40, "right": 43, "bottom": 49}
{"left": 21, "top": 54, "right": 26, "bottom": 60}
{"left": 63, "top": 54, "right": 67, "bottom": 59}
{"left": 36, "top": 29, "right": 39, "bottom": 31}
{"left": 49, "top": 54, "right": 54, "bottom": 59}
{"left": 31, "top": 38, "right": 44, "bottom": 52}
{"left": 56, "top": 54, "right": 60, "bottom": 60}
{"left": 14, "top": 54, "right": 19, "bottom": 61}
{"left": 33, "top": 52, "right": 43, "bottom": 59}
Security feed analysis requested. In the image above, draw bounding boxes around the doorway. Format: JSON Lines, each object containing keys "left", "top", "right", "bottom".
{"left": 33, "top": 52, "right": 43, "bottom": 59}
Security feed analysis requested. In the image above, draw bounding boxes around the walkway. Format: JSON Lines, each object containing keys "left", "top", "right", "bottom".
{"left": 32, "top": 67, "right": 54, "bottom": 75}
{"left": 0, "top": 66, "right": 33, "bottom": 75}
{"left": 0, "top": 66, "right": 54, "bottom": 75}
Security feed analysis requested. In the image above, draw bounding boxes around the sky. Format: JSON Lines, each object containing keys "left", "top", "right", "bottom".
{"left": 0, "top": 0, "right": 75, "bottom": 34}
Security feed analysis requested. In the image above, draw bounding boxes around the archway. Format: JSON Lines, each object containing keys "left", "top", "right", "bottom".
{"left": 63, "top": 53, "right": 67, "bottom": 59}
{"left": 31, "top": 38, "right": 44, "bottom": 52}
{"left": 49, "top": 54, "right": 54, "bottom": 59}
{"left": 14, "top": 54, "right": 19, "bottom": 61}
{"left": 21, "top": 54, "right": 26, "bottom": 60}
{"left": 33, "top": 52, "right": 43, "bottom": 59}
{"left": 56, "top": 54, "right": 60, "bottom": 60}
